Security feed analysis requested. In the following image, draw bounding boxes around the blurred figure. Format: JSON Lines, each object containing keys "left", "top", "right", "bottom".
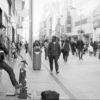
{"left": 33, "top": 40, "right": 40, "bottom": 47}
{"left": 88, "top": 44, "right": 93, "bottom": 56}
{"left": 16, "top": 42, "right": 21, "bottom": 54}
{"left": 11, "top": 42, "right": 17, "bottom": 61}
{"left": 76, "top": 37, "right": 84, "bottom": 60}
{"left": 48, "top": 36, "right": 61, "bottom": 74}
{"left": 70, "top": 39, "right": 76, "bottom": 55}
{"left": 92, "top": 41, "right": 98, "bottom": 56}
{"left": 24, "top": 41, "right": 28, "bottom": 53}
{"left": 61, "top": 38, "right": 70, "bottom": 62}
{"left": 98, "top": 42, "right": 100, "bottom": 59}
{"left": 44, "top": 40, "right": 49, "bottom": 60}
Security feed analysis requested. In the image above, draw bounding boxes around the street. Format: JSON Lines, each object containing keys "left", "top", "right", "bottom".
{"left": 42, "top": 51, "right": 100, "bottom": 99}
{"left": 0, "top": 49, "right": 100, "bottom": 99}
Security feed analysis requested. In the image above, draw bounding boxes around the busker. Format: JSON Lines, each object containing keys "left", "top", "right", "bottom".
{"left": 0, "top": 35, "right": 21, "bottom": 95}
{"left": 48, "top": 36, "right": 61, "bottom": 74}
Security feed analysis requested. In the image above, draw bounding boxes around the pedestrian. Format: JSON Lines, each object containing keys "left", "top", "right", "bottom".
{"left": 25, "top": 41, "right": 28, "bottom": 53}
{"left": 44, "top": 40, "right": 49, "bottom": 60}
{"left": 76, "top": 36, "right": 84, "bottom": 60}
{"left": 16, "top": 42, "right": 20, "bottom": 55}
{"left": 48, "top": 36, "right": 61, "bottom": 74}
{"left": 61, "top": 38, "right": 70, "bottom": 62}
{"left": 92, "top": 41, "right": 97, "bottom": 56}
{"left": 70, "top": 40, "right": 76, "bottom": 55}
{"left": 0, "top": 35, "right": 21, "bottom": 95}
{"left": 98, "top": 42, "right": 100, "bottom": 59}
{"left": 11, "top": 42, "right": 17, "bottom": 61}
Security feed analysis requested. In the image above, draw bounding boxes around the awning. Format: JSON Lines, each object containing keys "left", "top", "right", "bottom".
{"left": 0, "top": 24, "right": 6, "bottom": 29}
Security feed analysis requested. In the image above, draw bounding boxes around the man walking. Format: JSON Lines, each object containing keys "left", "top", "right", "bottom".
{"left": 48, "top": 36, "right": 61, "bottom": 74}
{"left": 62, "top": 38, "right": 70, "bottom": 62}
{"left": 77, "top": 37, "right": 84, "bottom": 60}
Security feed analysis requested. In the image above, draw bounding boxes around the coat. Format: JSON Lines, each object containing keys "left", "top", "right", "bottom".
{"left": 77, "top": 40, "right": 84, "bottom": 51}
{"left": 62, "top": 41, "right": 70, "bottom": 53}
{"left": 48, "top": 42, "right": 61, "bottom": 58}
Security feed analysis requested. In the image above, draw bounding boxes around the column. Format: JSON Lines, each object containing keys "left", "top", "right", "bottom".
{"left": 29, "top": 0, "right": 33, "bottom": 59}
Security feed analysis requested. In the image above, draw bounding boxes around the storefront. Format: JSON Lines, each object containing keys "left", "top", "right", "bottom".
{"left": 93, "top": 18, "right": 100, "bottom": 42}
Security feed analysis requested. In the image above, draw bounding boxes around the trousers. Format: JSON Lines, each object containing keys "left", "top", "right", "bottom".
{"left": 48, "top": 56, "right": 59, "bottom": 72}
{"left": 0, "top": 60, "right": 19, "bottom": 87}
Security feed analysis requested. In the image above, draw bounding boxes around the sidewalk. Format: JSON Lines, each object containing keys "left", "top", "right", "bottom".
{"left": 20, "top": 49, "right": 70, "bottom": 99}
{"left": 42, "top": 51, "right": 100, "bottom": 99}
{"left": 0, "top": 49, "right": 70, "bottom": 100}
{"left": 1, "top": 49, "right": 99, "bottom": 100}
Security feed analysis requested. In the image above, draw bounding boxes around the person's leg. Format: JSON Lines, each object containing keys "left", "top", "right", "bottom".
{"left": 45, "top": 48, "right": 48, "bottom": 59}
{"left": 65, "top": 52, "right": 69, "bottom": 62}
{"left": 78, "top": 50, "right": 80, "bottom": 59}
{"left": 62, "top": 52, "right": 65, "bottom": 61}
{"left": 63, "top": 52, "right": 66, "bottom": 61}
{"left": 81, "top": 50, "right": 83, "bottom": 59}
{"left": 44, "top": 48, "right": 46, "bottom": 60}
{"left": 0, "top": 61, "right": 19, "bottom": 88}
{"left": 48, "top": 57, "right": 53, "bottom": 72}
{"left": 54, "top": 56, "right": 59, "bottom": 73}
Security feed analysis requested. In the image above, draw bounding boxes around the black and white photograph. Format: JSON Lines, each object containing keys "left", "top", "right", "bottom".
{"left": 0, "top": 0, "right": 100, "bottom": 99}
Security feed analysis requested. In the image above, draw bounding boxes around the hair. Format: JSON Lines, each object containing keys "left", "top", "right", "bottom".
{"left": 52, "top": 36, "right": 56, "bottom": 42}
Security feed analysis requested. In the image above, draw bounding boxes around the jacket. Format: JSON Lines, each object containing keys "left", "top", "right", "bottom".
{"left": 77, "top": 40, "right": 84, "bottom": 51}
{"left": 48, "top": 42, "right": 61, "bottom": 58}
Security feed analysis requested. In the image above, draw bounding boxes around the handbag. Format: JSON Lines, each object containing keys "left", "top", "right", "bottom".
{"left": 41, "top": 90, "right": 59, "bottom": 100}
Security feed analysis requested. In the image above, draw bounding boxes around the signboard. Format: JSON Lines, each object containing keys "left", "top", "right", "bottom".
{"left": 93, "top": 19, "right": 100, "bottom": 29}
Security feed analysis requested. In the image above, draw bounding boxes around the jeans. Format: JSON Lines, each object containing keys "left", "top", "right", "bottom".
{"left": 78, "top": 50, "right": 83, "bottom": 59}
{"left": 62, "top": 51, "right": 69, "bottom": 61}
{"left": 0, "top": 61, "right": 19, "bottom": 88}
{"left": 49, "top": 56, "right": 59, "bottom": 72}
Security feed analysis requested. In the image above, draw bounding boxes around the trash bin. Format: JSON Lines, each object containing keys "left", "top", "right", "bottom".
{"left": 33, "top": 46, "right": 41, "bottom": 70}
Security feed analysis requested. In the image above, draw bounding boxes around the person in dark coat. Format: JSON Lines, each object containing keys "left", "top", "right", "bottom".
{"left": 48, "top": 36, "right": 61, "bottom": 74}
{"left": 92, "top": 41, "right": 97, "bottom": 56}
{"left": 25, "top": 41, "right": 28, "bottom": 53}
{"left": 70, "top": 41, "right": 76, "bottom": 55}
{"left": 62, "top": 39, "right": 70, "bottom": 62}
{"left": 76, "top": 37, "right": 84, "bottom": 60}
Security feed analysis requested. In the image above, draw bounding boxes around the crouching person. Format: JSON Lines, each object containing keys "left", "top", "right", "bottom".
{"left": 0, "top": 40, "right": 21, "bottom": 95}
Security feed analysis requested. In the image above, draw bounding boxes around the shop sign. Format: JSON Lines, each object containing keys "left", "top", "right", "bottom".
{"left": 75, "top": 18, "right": 87, "bottom": 26}
{"left": 93, "top": 19, "right": 100, "bottom": 29}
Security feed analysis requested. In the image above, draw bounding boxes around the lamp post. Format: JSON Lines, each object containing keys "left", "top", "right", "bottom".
{"left": 29, "top": 0, "right": 33, "bottom": 59}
